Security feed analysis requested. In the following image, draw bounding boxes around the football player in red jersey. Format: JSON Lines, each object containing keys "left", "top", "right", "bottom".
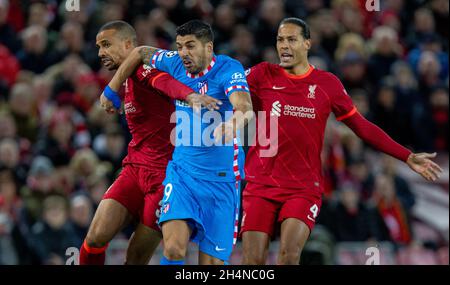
{"left": 79, "top": 21, "right": 219, "bottom": 265}
{"left": 241, "top": 17, "right": 443, "bottom": 265}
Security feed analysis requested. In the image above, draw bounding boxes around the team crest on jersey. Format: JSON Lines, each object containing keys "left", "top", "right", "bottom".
{"left": 162, "top": 203, "right": 170, "bottom": 214}
{"left": 308, "top": 84, "right": 317, "bottom": 99}
{"left": 198, "top": 80, "right": 208, "bottom": 94}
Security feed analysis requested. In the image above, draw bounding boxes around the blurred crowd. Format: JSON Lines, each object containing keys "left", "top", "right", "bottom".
{"left": 0, "top": 0, "right": 448, "bottom": 265}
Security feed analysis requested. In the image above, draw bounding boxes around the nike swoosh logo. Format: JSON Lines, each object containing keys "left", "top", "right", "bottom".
{"left": 215, "top": 246, "right": 226, "bottom": 251}
{"left": 307, "top": 215, "right": 315, "bottom": 222}
{"left": 272, "top": 86, "right": 286, "bottom": 90}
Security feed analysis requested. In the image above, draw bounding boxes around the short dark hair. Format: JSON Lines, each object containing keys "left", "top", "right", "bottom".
{"left": 176, "top": 20, "right": 214, "bottom": 43}
{"left": 98, "top": 20, "right": 137, "bottom": 45}
{"left": 279, "top": 17, "right": 311, "bottom": 40}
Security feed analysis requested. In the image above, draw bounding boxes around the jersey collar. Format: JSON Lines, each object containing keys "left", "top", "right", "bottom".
{"left": 186, "top": 56, "right": 216, "bottom": 79}
{"left": 282, "top": 64, "right": 315, "bottom": 79}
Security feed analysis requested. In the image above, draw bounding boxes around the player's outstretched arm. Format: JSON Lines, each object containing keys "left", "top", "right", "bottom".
{"left": 214, "top": 91, "right": 254, "bottom": 144}
{"left": 343, "top": 111, "right": 443, "bottom": 182}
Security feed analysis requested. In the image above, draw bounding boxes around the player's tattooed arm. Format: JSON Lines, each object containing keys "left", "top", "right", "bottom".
{"left": 108, "top": 46, "right": 158, "bottom": 91}
{"left": 137, "top": 46, "right": 158, "bottom": 66}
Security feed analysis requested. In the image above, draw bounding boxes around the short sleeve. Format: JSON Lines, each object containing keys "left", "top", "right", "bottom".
{"left": 222, "top": 59, "right": 250, "bottom": 97}
{"left": 328, "top": 74, "right": 357, "bottom": 121}
{"left": 245, "top": 63, "right": 264, "bottom": 112}
{"left": 149, "top": 49, "right": 180, "bottom": 76}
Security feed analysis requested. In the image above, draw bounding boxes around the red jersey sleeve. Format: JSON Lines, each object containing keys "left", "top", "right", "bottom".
{"left": 324, "top": 73, "right": 356, "bottom": 121}
{"left": 133, "top": 64, "right": 194, "bottom": 100}
{"left": 245, "top": 63, "right": 265, "bottom": 112}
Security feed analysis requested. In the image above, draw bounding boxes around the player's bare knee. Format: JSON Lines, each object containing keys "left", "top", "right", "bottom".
{"left": 163, "top": 242, "right": 187, "bottom": 260}
{"left": 243, "top": 252, "right": 266, "bottom": 265}
{"left": 85, "top": 226, "right": 110, "bottom": 248}
{"left": 278, "top": 248, "right": 301, "bottom": 265}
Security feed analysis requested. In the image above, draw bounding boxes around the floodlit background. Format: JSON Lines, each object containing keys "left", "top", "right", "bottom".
{"left": 0, "top": 0, "right": 448, "bottom": 265}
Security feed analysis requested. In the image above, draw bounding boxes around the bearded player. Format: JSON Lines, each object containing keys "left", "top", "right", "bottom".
{"left": 241, "top": 17, "right": 443, "bottom": 265}
{"left": 79, "top": 21, "right": 219, "bottom": 265}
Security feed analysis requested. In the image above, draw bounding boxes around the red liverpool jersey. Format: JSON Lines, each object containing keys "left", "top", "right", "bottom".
{"left": 121, "top": 64, "right": 193, "bottom": 169}
{"left": 245, "top": 62, "right": 356, "bottom": 191}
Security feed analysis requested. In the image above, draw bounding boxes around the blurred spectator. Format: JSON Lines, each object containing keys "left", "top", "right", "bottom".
{"left": 35, "top": 108, "right": 76, "bottom": 167}
{"left": 335, "top": 33, "right": 370, "bottom": 93}
{"left": 328, "top": 181, "right": 389, "bottom": 242}
{"left": 27, "top": 2, "right": 53, "bottom": 29}
{"left": 213, "top": 3, "right": 237, "bottom": 48}
{"left": 0, "top": 0, "right": 20, "bottom": 53}
{"left": 133, "top": 15, "right": 158, "bottom": 47}
{"left": 55, "top": 92, "right": 91, "bottom": 149}
{"left": 408, "top": 33, "right": 448, "bottom": 84}
{"left": 0, "top": 110, "right": 33, "bottom": 164}
{"left": 428, "top": 86, "right": 449, "bottom": 151}
{"left": 8, "top": 82, "right": 38, "bottom": 143}
{"left": 332, "top": 0, "right": 364, "bottom": 36}
{"left": 55, "top": 21, "right": 98, "bottom": 70}
{"left": 154, "top": 0, "right": 201, "bottom": 26}
{"left": 148, "top": 8, "right": 177, "bottom": 49}
{"left": 0, "top": 197, "right": 19, "bottom": 264}
{"left": 416, "top": 50, "right": 444, "bottom": 97}
{"left": 345, "top": 157, "right": 374, "bottom": 201}
{"left": 69, "top": 148, "right": 111, "bottom": 192}
{"left": 19, "top": 156, "right": 60, "bottom": 231}
{"left": 73, "top": 73, "right": 101, "bottom": 114}
{"left": 380, "top": 155, "right": 416, "bottom": 211}
{"left": 372, "top": 173, "right": 413, "bottom": 245}
{"left": 31, "top": 75, "right": 55, "bottom": 125}
{"left": 68, "top": 194, "right": 93, "bottom": 247}
{"left": 430, "top": 0, "right": 449, "bottom": 41}
{"left": 391, "top": 60, "right": 421, "bottom": 113}
{"left": 372, "top": 79, "right": 412, "bottom": 146}
{"left": 0, "top": 166, "right": 20, "bottom": 219}
{"left": 311, "top": 9, "right": 341, "bottom": 62}
{"left": 250, "top": 0, "right": 285, "bottom": 48}
{"left": 0, "top": 137, "right": 28, "bottom": 185}
{"left": 261, "top": 46, "right": 279, "bottom": 64}
{"left": 218, "top": 24, "right": 259, "bottom": 68}
{"left": 0, "top": 110, "right": 17, "bottom": 140}
{"left": 367, "top": 26, "right": 403, "bottom": 86}
{"left": 15, "top": 25, "right": 58, "bottom": 74}
{"left": 406, "top": 7, "right": 437, "bottom": 49}
{"left": 50, "top": 53, "right": 91, "bottom": 95}
{"left": 349, "top": 89, "right": 372, "bottom": 119}
{"left": 93, "top": 123, "right": 126, "bottom": 174}
{"left": 29, "top": 195, "right": 78, "bottom": 264}
{"left": 0, "top": 44, "right": 20, "bottom": 89}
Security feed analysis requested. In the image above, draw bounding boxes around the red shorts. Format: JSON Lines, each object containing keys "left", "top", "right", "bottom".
{"left": 240, "top": 182, "right": 322, "bottom": 237}
{"left": 102, "top": 164, "right": 165, "bottom": 231}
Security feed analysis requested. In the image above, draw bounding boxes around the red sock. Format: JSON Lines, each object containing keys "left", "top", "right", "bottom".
{"left": 79, "top": 240, "right": 108, "bottom": 265}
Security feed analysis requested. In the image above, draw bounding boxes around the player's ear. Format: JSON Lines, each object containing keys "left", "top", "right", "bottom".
{"left": 124, "top": 39, "right": 133, "bottom": 50}
{"left": 304, "top": 38, "right": 311, "bottom": 50}
{"left": 206, "top": 41, "right": 213, "bottom": 53}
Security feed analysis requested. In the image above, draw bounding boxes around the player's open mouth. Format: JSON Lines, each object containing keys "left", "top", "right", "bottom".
{"left": 280, "top": 53, "right": 293, "bottom": 60}
{"left": 102, "top": 58, "right": 113, "bottom": 67}
{"left": 183, "top": 59, "right": 193, "bottom": 68}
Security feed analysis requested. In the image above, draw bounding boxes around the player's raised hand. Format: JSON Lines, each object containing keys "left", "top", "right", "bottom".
{"left": 186, "top": 93, "right": 222, "bottom": 113}
{"left": 213, "top": 121, "right": 234, "bottom": 144}
{"left": 406, "top": 152, "right": 443, "bottom": 182}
